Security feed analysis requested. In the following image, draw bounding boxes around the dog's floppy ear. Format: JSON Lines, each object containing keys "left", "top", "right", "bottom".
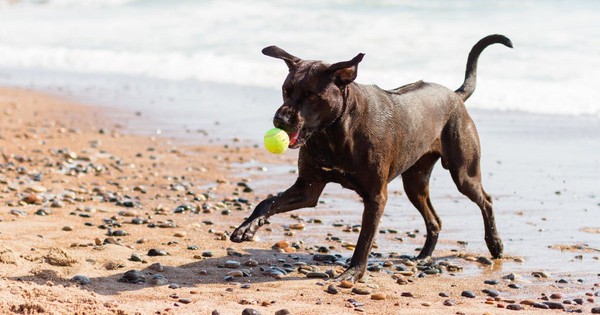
{"left": 262, "top": 46, "right": 301, "bottom": 69}
{"left": 328, "top": 53, "right": 365, "bottom": 86}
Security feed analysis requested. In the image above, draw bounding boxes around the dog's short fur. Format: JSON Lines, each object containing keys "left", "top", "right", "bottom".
{"left": 231, "top": 34, "right": 513, "bottom": 281}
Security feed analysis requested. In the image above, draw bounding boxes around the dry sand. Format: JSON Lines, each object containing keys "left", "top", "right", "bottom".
{"left": 0, "top": 87, "right": 599, "bottom": 314}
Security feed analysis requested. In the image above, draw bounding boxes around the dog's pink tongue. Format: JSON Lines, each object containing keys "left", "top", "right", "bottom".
{"left": 289, "top": 131, "right": 300, "bottom": 146}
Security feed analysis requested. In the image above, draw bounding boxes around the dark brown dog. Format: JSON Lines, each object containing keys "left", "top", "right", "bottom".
{"left": 231, "top": 34, "right": 512, "bottom": 281}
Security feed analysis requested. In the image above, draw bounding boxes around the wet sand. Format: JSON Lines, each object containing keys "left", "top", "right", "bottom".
{"left": 0, "top": 87, "right": 599, "bottom": 314}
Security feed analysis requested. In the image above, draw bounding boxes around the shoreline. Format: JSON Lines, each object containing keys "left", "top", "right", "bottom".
{"left": 0, "top": 86, "right": 599, "bottom": 314}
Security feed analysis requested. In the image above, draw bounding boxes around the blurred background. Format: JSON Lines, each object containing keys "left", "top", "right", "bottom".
{"left": 0, "top": 0, "right": 598, "bottom": 139}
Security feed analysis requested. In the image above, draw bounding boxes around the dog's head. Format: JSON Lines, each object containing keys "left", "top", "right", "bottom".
{"left": 263, "top": 46, "right": 364, "bottom": 149}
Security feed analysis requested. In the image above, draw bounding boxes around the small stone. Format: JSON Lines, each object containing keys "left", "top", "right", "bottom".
{"left": 62, "top": 226, "right": 73, "bottom": 231}
{"left": 371, "top": 293, "right": 386, "bottom": 300}
{"left": 461, "top": 290, "right": 476, "bottom": 298}
{"left": 118, "top": 270, "right": 145, "bottom": 283}
{"left": 306, "top": 272, "right": 329, "bottom": 279}
{"left": 352, "top": 287, "right": 371, "bottom": 295}
{"left": 149, "top": 274, "right": 168, "bottom": 285}
{"left": 443, "top": 299, "right": 455, "bottom": 306}
{"left": 506, "top": 304, "right": 523, "bottom": 310}
{"left": 340, "top": 280, "right": 354, "bottom": 288}
{"left": 241, "top": 308, "right": 260, "bottom": 315}
{"left": 149, "top": 263, "right": 164, "bottom": 272}
{"left": 174, "top": 232, "right": 186, "bottom": 237}
{"left": 227, "top": 270, "right": 244, "bottom": 277}
{"left": 289, "top": 223, "right": 305, "bottom": 230}
{"left": 274, "top": 240, "right": 290, "bottom": 249}
{"left": 274, "top": 310, "right": 291, "bottom": 315}
{"left": 591, "top": 307, "right": 600, "bottom": 314}
{"left": 178, "top": 298, "right": 192, "bottom": 304}
{"left": 70, "top": 275, "right": 91, "bottom": 285}
{"left": 168, "top": 283, "right": 179, "bottom": 289}
{"left": 326, "top": 285, "right": 339, "bottom": 294}
{"left": 483, "top": 289, "right": 499, "bottom": 297}
{"left": 23, "top": 194, "right": 42, "bottom": 205}
{"left": 508, "top": 283, "right": 522, "bottom": 289}
{"left": 550, "top": 293, "right": 562, "bottom": 299}
{"left": 484, "top": 279, "right": 499, "bottom": 285}
{"left": 532, "top": 302, "right": 549, "bottom": 309}
{"left": 421, "top": 302, "right": 431, "bottom": 307}
{"left": 148, "top": 249, "right": 168, "bottom": 256}
{"left": 244, "top": 259, "right": 258, "bottom": 267}
{"left": 543, "top": 301, "right": 564, "bottom": 310}
{"left": 202, "top": 251, "right": 213, "bottom": 257}
{"left": 130, "top": 253, "right": 143, "bottom": 262}
{"left": 401, "top": 292, "right": 414, "bottom": 297}
{"left": 477, "top": 256, "right": 494, "bottom": 265}
{"left": 224, "top": 260, "right": 241, "bottom": 268}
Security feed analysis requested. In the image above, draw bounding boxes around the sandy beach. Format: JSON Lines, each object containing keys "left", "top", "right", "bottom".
{"left": 0, "top": 86, "right": 598, "bottom": 315}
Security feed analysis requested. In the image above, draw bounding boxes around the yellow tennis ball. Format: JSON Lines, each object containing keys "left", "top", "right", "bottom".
{"left": 264, "top": 128, "right": 289, "bottom": 154}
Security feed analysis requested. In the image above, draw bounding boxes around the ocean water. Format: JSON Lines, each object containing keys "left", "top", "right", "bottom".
{"left": 0, "top": 0, "right": 599, "bottom": 129}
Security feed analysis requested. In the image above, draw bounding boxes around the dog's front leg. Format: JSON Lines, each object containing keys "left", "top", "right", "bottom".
{"left": 338, "top": 191, "right": 387, "bottom": 282}
{"left": 230, "top": 178, "right": 325, "bottom": 243}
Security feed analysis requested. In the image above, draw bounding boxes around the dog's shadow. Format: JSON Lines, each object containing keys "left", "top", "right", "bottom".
{"left": 8, "top": 249, "right": 349, "bottom": 296}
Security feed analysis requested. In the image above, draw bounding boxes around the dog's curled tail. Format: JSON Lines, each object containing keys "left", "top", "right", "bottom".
{"left": 455, "top": 34, "right": 513, "bottom": 101}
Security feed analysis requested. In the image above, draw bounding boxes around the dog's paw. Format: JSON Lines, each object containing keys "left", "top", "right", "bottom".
{"left": 335, "top": 265, "right": 366, "bottom": 283}
{"left": 230, "top": 217, "right": 265, "bottom": 243}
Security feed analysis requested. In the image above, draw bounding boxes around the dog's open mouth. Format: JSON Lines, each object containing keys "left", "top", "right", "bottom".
{"left": 287, "top": 129, "right": 308, "bottom": 149}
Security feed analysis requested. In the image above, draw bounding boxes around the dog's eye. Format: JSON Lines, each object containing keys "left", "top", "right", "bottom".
{"left": 305, "top": 93, "right": 318, "bottom": 103}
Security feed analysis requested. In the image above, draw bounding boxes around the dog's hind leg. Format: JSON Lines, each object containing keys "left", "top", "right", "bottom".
{"left": 442, "top": 115, "right": 503, "bottom": 258}
{"left": 230, "top": 178, "right": 325, "bottom": 243}
{"left": 402, "top": 153, "right": 442, "bottom": 259}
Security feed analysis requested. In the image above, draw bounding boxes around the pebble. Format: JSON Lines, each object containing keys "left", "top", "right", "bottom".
{"left": 326, "top": 285, "right": 339, "bottom": 294}
{"left": 244, "top": 259, "right": 258, "bottom": 267}
{"left": 421, "top": 302, "right": 431, "bottom": 307}
{"left": 169, "top": 283, "right": 179, "bottom": 289}
{"left": 224, "top": 260, "right": 241, "bottom": 268}
{"left": 532, "top": 302, "right": 549, "bottom": 309}
{"left": 62, "top": 226, "right": 73, "bottom": 231}
{"left": 23, "top": 193, "right": 42, "bottom": 205}
{"left": 371, "top": 293, "right": 386, "bottom": 300}
{"left": 227, "top": 270, "right": 244, "bottom": 277}
{"left": 306, "top": 272, "right": 329, "bottom": 279}
{"left": 340, "top": 280, "right": 354, "bottom": 288}
{"left": 174, "top": 232, "right": 186, "bottom": 237}
{"left": 543, "top": 301, "right": 564, "bottom": 310}
{"left": 274, "top": 310, "right": 291, "bottom": 315}
{"left": 482, "top": 289, "right": 499, "bottom": 297}
{"left": 289, "top": 223, "right": 305, "bottom": 230}
{"left": 202, "top": 251, "right": 213, "bottom": 257}
{"left": 477, "top": 256, "right": 494, "bottom": 265}
{"left": 506, "top": 304, "right": 523, "bottom": 310}
{"left": 352, "top": 287, "right": 371, "bottom": 295}
{"left": 148, "top": 249, "right": 168, "bottom": 256}
{"left": 35, "top": 209, "right": 51, "bottom": 216}
{"left": 149, "top": 263, "right": 164, "bottom": 272}
{"left": 241, "top": 309, "right": 260, "bottom": 315}
{"left": 461, "top": 290, "right": 476, "bottom": 298}
{"left": 130, "top": 253, "right": 143, "bottom": 262}
{"left": 550, "top": 293, "right": 562, "bottom": 299}
{"left": 70, "top": 275, "right": 91, "bottom": 285}
{"left": 484, "top": 279, "right": 499, "bottom": 285}
{"left": 118, "top": 270, "right": 146, "bottom": 284}
{"left": 592, "top": 307, "right": 600, "bottom": 314}
{"left": 178, "top": 298, "right": 192, "bottom": 304}
{"left": 149, "top": 274, "right": 168, "bottom": 285}
{"left": 401, "top": 292, "right": 414, "bottom": 297}
{"left": 508, "top": 283, "right": 522, "bottom": 289}
{"left": 443, "top": 299, "right": 455, "bottom": 306}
